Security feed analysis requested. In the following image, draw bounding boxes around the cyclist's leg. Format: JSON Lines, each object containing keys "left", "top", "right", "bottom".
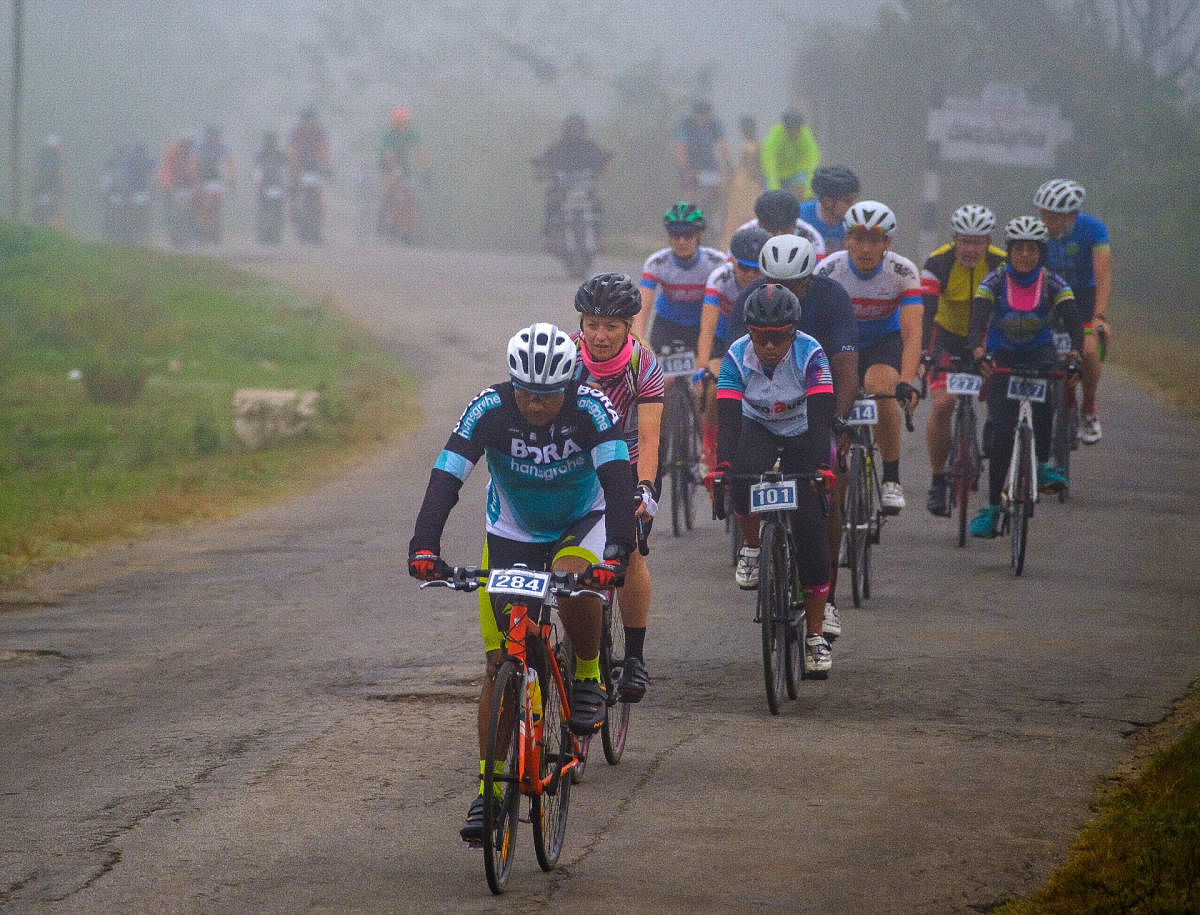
{"left": 781, "top": 442, "right": 831, "bottom": 641}
{"left": 1075, "top": 288, "right": 1102, "bottom": 430}
{"left": 862, "top": 336, "right": 903, "bottom": 464}
{"left": 551, "top": 513, "right": 607, "bottom": 733}
{"left": 730, "top": 421, "right": 779, "bottom": 587}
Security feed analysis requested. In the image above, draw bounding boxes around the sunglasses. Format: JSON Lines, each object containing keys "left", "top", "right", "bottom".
{"left": 747, "top": 327, "right": 795, "bottom": 346}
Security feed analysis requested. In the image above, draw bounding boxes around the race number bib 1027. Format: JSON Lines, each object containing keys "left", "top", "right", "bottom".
{"left": 846, "top": 399, "right": 878, "bottom": 425}
{"left": 486, "top": 568, "right": 551, "bottom": 600}
{"left": 749, "top": 480, "right": 799, "bottom": 514}
{"left": 1006, "top": 376, "right": 1048, "bottom": 403}
{"left": 946, "top": 372, "right": 983, "bottom": 396}
{"left": 659, "top": 350, "right": 697, "bottom": 378}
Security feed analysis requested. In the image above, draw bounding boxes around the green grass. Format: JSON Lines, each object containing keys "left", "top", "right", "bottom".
{"left": 998, "top": 684, "right": 1200, "bottom": 913}
{"left": 0, "top": 222, "right": 413, "bottom": 583}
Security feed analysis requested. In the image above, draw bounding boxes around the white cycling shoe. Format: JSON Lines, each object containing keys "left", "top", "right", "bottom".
{"left": 881, "top": 481, "right": 905, "bottom": 514}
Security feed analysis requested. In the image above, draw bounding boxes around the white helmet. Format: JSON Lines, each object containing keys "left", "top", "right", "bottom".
{"left": 1004, "top": 215, "right": 1049, "bottom": 242}
{"left": 506, "top": 323, "right": 577, "bottom": 391}
{"left": 950, "top": 204, "right": 995, "bottom": 235}
{"left": 1034, "top": 178, "right": 1085, "bottom": 213}
{"left": 843, "top": 200, "right": 897, "bottom": 237}
{"left": 758, "top": 233, "right": 817, "bottom": 281}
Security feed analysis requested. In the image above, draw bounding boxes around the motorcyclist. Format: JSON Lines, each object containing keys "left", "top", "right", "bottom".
{"left": 287, "top": 107, "right": 332, "bottom": 243}
{"left": 377, "top": 106, "right": 429, "bottom": 242}
{"left": 195, "top": 123, "right": 237, "bottom": 188}
{"left": 253, "top": 132, "right": 289, "bottom": 244}
{"left": 532, "top": 114, "right": 612, "bottom": 253}
{"left": 158, "top": 136, "right": 197, "bottom": 247}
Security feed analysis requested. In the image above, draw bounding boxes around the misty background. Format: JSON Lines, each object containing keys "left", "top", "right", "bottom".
{"left": 2, "top": 0, "right": 1198, "bottom": 325}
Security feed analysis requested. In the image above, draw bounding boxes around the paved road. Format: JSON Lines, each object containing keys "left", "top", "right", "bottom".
{"left": 2, "top": 242, "right": 1197, "bottom": 912}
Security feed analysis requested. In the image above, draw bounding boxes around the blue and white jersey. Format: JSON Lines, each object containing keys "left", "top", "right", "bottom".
{"left": 1044, "top": 211, "right": 1109, "bottom": 293}
{"left": 432, "top": 381, "right": 630, "bottom": 542}
{"left": 641, "top": 245, "right": 729, "bottom": 327}
{"left": 717, "top": 331, "right": 834, "bottom": 437}
{"left": 733, "top": 215, "right": 826, "bottom": 257}
{"left": 799, "top": 199, "right": 845, "bottom": 252}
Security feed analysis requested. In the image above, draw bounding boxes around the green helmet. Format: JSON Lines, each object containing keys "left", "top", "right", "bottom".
{"left": 663, "top": 201, "right": 706, "bottom": 232}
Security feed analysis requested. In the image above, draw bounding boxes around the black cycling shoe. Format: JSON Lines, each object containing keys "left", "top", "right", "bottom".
{"left": 568, "top": 679, "right": 608, "bottom": 735}
{"left": 926, "top": 485, "right": 950, "bottom": 517}
{"left": 460, "top": 794, "right": 498, "bottom": 845}
{"left": 616, "top": 656, "right": 649, "bottom": 703}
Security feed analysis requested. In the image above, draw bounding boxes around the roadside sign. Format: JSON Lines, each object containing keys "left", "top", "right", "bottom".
{"left": 927, "top": 82, "right": 1073, "bottom": 167}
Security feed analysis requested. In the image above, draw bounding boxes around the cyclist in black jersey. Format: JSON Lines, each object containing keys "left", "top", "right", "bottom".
{"left": 408, "top": 323, "right": 635, "bottom": 842}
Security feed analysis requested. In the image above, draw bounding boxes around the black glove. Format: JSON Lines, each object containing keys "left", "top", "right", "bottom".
{"left": 584, "top": 543, "right": 629, "bottom": 589}
{"left": 895, "top": 381, "right": 919, "bottom": 406}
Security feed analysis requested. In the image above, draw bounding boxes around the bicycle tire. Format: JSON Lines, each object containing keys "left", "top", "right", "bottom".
{"left": 482, "top": 658, "right": 523, "bottom": 894}
{"left": 1011, "top": 424, "right": 1032, "bottom": 576}
{"left": 1051, "top": 379, "right": 1071, "bottom": 503}
{"left": 599, "top": 599, "right": 631, "bottom": 765}
{"left": 951, "top": 402, "right": 974, "bottom": 548}
{"left": 759, "top": 522, "right": 788, "bottom": 715}
{"left": 846, "top": 447, "right": 869, "bottom": 608}
{"left": 783, "top": 543, "right": 805, "bottom": 698}
{"left": 671, "top": 385, "right": 700, "bottom": 534}
{"left": 667, "top": 384, "right": 687, "bottom": 537}
{"left": 727, "top": 492, "right": 742, "bottom": 565}
{"left": 531, "top": 640, "right": 571, "bottom": 871}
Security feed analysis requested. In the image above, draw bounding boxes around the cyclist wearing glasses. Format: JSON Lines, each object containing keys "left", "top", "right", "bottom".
{"left": 407, "top": 323, "right": 636, "bottom": 841}
{"left": 800, "top": 165, "right": 861, "bottom": 254}
{"left": 815, "top": 201, "right": 923, "bottom": 514}
{"left": 967, "top": 216, "right": 1083, "bottom": 538}
{"left": 1034, "top": 178, "right": 1111, "bottom": 445}
{"left": 919, "top": 204, "right": 1007, "bottom": 516}
{"left": 570, "top": 274, "right": 664, "bottom": 702}
{"left": 706, "top": 283, "right": 837, "bottom": 674}
{"left": 730, "top": 189, "right": 826, "bottom": 258}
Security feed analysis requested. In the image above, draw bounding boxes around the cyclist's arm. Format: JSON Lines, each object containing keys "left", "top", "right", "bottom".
{"left": 633, "top": 284, "right": 656, "bottom": 339}
{"left": 898, "top": 302, "right": 924, "bottom": 383}
{"left": 715, "top": 353, "right": 744, "bottom": 465}
{"left": 1093, "top": 245, "right": 1112, "bottom": 323}
{"left": 805, "top": 391, "right": 836, "bottom": 468}
{"left": 597, "top": 457, "right": 637, "bottom": 557}
{"left": 1054, "top": 287, "right": 1085, "bottom": 353}
{"left": 967, "top": 288, "right": 995, "bottom": 355}
{"left": 410, "top": 465, "right": 465, "bottom": 556}
{"left": 824, "top": 282, "right": 860, "bottom": 418}
{"left": 635, "top": 401, "right": 663, "bottom": 485}
{"left": 695, "top": 301, "right": 720, "bottom": 368}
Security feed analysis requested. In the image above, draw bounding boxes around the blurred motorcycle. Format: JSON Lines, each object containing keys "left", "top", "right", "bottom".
{"left": 551, "top": 169, "right": 599, "bottom": 279}
{"left": 292, "top": 170, "right": 324, "bottom": 244}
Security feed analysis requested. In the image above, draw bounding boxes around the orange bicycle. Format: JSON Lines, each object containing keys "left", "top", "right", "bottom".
{"left": 421, "top": 565, "right": 597, "bottom": 894}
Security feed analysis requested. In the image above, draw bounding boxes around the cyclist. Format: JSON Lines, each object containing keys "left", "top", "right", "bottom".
{"left": 919, "top": 204, "right": 1007, "bottom": 516}
{"left": 706, "top": 283, "right": 837, "bottom": 674}
{"left": 759, "top": 109, "right": 821, "bottom": 198}
{"left": 287, "top": 106, "right": 331, "bottom": 189}
{"left": 673, "top": 100, "right": 732, "bottom": 231}
{"left": 632, "top": 203, "right": 728, "bottom": 476}
{"left": 967, "top": 216, "right": 1083, "bottom": 538}
{"left": 194, "top": 123, "right": 237, "bottom": 190}
{"left": 730, "top": 189, "right": 826, "bottom": 258}
{"left": 377, "top": 106, "right": 431, "bottom": 242}
{"left": 532, "top": 114, "right": 612, "bottom": 253}
{"left": 1034, "top": 178, "right": 1111, "bottom": 444}
{"left": 815, "top": 201, "right": 923, "bottom": 513}
{"left": 735, "top": 235, "right": 858, "bottom": 639}
{"left": 570, "top": 274, "right": 664, "bottom": 701}
{"left": 695, "top": 226, "right": 771, "bottom": 469}
{"left": 799, "top": 165, "right": 861, "bottom": 254}
{"left": 408, "top": 323, "right": 635, "bottom": 842}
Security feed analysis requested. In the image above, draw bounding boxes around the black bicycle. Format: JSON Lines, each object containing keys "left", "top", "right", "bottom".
{"left": 658, "top": 342, "right": 703, "bottom": 536}
{"left": 931, "top": 358, "right": 985, "bottom": 547}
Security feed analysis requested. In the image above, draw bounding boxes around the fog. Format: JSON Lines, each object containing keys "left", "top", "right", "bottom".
{"left": 1, "top": 0, "right": 890, "bottom": 241}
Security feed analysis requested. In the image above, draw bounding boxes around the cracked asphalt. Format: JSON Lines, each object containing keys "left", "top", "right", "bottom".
{"left": 2, "top": 241, "right": 1197, "bottom": 912}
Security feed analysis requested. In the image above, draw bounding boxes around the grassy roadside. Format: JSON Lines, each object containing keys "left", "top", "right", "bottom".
{"left": 0, "top": 223, "right": 413, "bottom": 584}
{"left": 1108, "top": 327, "right": 1199, "bottom": 422}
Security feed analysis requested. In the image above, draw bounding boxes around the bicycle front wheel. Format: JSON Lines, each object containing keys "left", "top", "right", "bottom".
{"left": 759, "top": 522, "right": 789, "bottom": 715}
{"left": 599, "top": 600, "right": 630, "bottom": 765}
{"left": 482, "top": 659, "right": 523, "bottom": 894}
{"left": 951, "top": 403, "right": 976, "bottom": 548}
{"left": 1011, "top": 424, "right": 1033, "bottom": 576}
{"left": 1051, "top": 380, "right": 1071, "bottom": 503}
{"left": 783, "top": 551, "right": 805, "bottom": 699}
{"left": 846, "top": 448, "right": 870, "bottom": 608}
{"left": 531, "top": 641, "right": 571, "bottom": 871}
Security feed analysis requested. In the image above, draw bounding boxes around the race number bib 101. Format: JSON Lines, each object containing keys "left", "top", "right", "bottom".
{"left": 946, "top": 372, "right": 983, "bottom": 396}
{"left": 1006, "top": 376, "right": 1048, "bottom": 403}
{"left": 660, "top": 350, "right": 697, "bottom": 378}
{"left": 486, "top": 568, "right": 551, "bottom": 600}
{"left": 846, "top": 399, "right": 878, "bottom": 425}
{"left": 749, "top": 479, "right": 799, "bottom": 514}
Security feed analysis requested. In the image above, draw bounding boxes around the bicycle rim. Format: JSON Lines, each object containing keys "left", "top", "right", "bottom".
{"left": 952, "top": 409, "right": 972, "bottom": 548}
{"left": 531, "top": 642, "right": 571, "bottom": 871}
{"left": 1011, "top": 426, "right": 1032, "bottom": 576}
{"left": 759, "top": 523, "right": 788, "bottom": 715}
{"left": 600, "top": 604, "right": 630, "bottom": 765}
{"left": 482, "top": 660, "right": 523, "bottom": 894}
{"left": 668, "top": 387, "right": 685, "bottom": 536}
{"left": 847, "top": 450, "right": 869, "bottom": 607}
{"left": 681, "top": 398, "right": 699, "bottom": 531}
{"left": 784, "top": 550, "right": 805, "bottom": 699}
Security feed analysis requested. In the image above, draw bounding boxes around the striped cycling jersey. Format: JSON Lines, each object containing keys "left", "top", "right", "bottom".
{"left": 1044, "top": 212, "right": 1109, "bottom": 293}
{"left": 920, "top": 242, "right": 1007, "bottom": 339}
{"left": 704, "top": 261, "right": 752, "bottom": 341}
{"left": 641, "top": 245, "right": 729, "bottom": 328}
{"left": 732, "top": 216, "right": 826, "bottom": 257}
{"left": 815, "top": 250, "right": 923, "bottom": 348}
{"left": 717, "top": 330, "right": 834, "bottom": 437}
{"left": 972, "top": 267, "right": 1077, "bottom": 354}
{"left": 570, "top": 333, "right": 665, "bottom": 464}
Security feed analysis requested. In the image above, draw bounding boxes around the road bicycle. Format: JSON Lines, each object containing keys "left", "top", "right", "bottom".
{"left": 1049, "top": 331, "right": 1080, "bottom": 503}
{"left": 840, "top": 392, "right": 911, "bottom": 607}
{"left": 717, "top": 467, "right": 828, "bottom": 715}
{"left": 421, "top": 565, "right": 598, "bottom": 894}
{"left": 988, "top": 365, "right": 1072, "bottom": 576}
{"left": 658, "top": 341, "right": 704, "bottom": 536}
{"left": 929, "top": 358, "right": 985, "bottom": 547}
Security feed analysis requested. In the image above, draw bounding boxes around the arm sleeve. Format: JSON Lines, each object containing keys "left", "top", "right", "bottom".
{"left": 1054, "top": 285, "right": 1085, "bottom": 352}
{"left": 804, "top": 391, "right": 835, "bottom": 468}
{"left": 596, "top": 459, "right": 636, "bottom": 555}
{"left": 967, "top": 283, "right": 994, "bottom": 351}
{"left": 409, "top": 468, "right": 463, "bottom": 556}
{"left": 717, "top": 396, "right": 742, "bottom": 468}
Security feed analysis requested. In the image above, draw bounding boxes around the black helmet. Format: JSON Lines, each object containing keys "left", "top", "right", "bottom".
{"left": 729, "top": 226, "right": 771, "bottom": 267}
{"left": 810, "top": 165, "right": 860, "bottom": 199}
{"left": 744, "top": 283, "right": 801, "bottom": 328}
{"left": 575, "top": 273, "right": 641, "bottom": 318}
{"left": 754, "top": 190, "right": 799, "bottom": 233}
{"left": 664, "top": 201, "right": 706, "bottom": 231}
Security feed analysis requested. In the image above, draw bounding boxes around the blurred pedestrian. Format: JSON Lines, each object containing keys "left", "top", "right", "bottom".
{"left": 761, "top": 108, "right": 820, "bottom": 199}
{"left": 720, "top": 115, "right": 763, "bottom": 252}
{"left": 674, "top": 99, "right": 732, "bottom": 235}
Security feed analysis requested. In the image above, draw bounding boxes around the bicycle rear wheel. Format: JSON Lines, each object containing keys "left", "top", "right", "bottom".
{"left": 599, "top": 599, "right": 630, "bottom": 765}
{"left": 758, "top": 522, "right": 789, "bottom": 715}
{"left": 669, "top": 385, "right": 700, "bottom": 535}
{"left": 783, "top": 551, "right": 805, "bottom": 699}
{"left": 846, "top": 448, "right": 870, "bottom": 608}
{"left": 1011, "top": 425, "right": 1033, "bottom": 576}
{"left": 482, "top": 659, "right": 523, "bottom": 894}
{"left": 1051, "top": 380, "right": 1071, "bottom": 503}
{"left": 531, "top": 641, "right": 571, "bottom": 871}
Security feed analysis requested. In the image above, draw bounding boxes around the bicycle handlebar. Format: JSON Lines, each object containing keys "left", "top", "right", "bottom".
{"left": 418, "top": 566, "right": 608, "bottom": 601}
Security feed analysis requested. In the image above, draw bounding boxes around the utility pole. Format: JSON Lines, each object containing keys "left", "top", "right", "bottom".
{"left": 11, "top": 0, "right": 23, "bottom": 220}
